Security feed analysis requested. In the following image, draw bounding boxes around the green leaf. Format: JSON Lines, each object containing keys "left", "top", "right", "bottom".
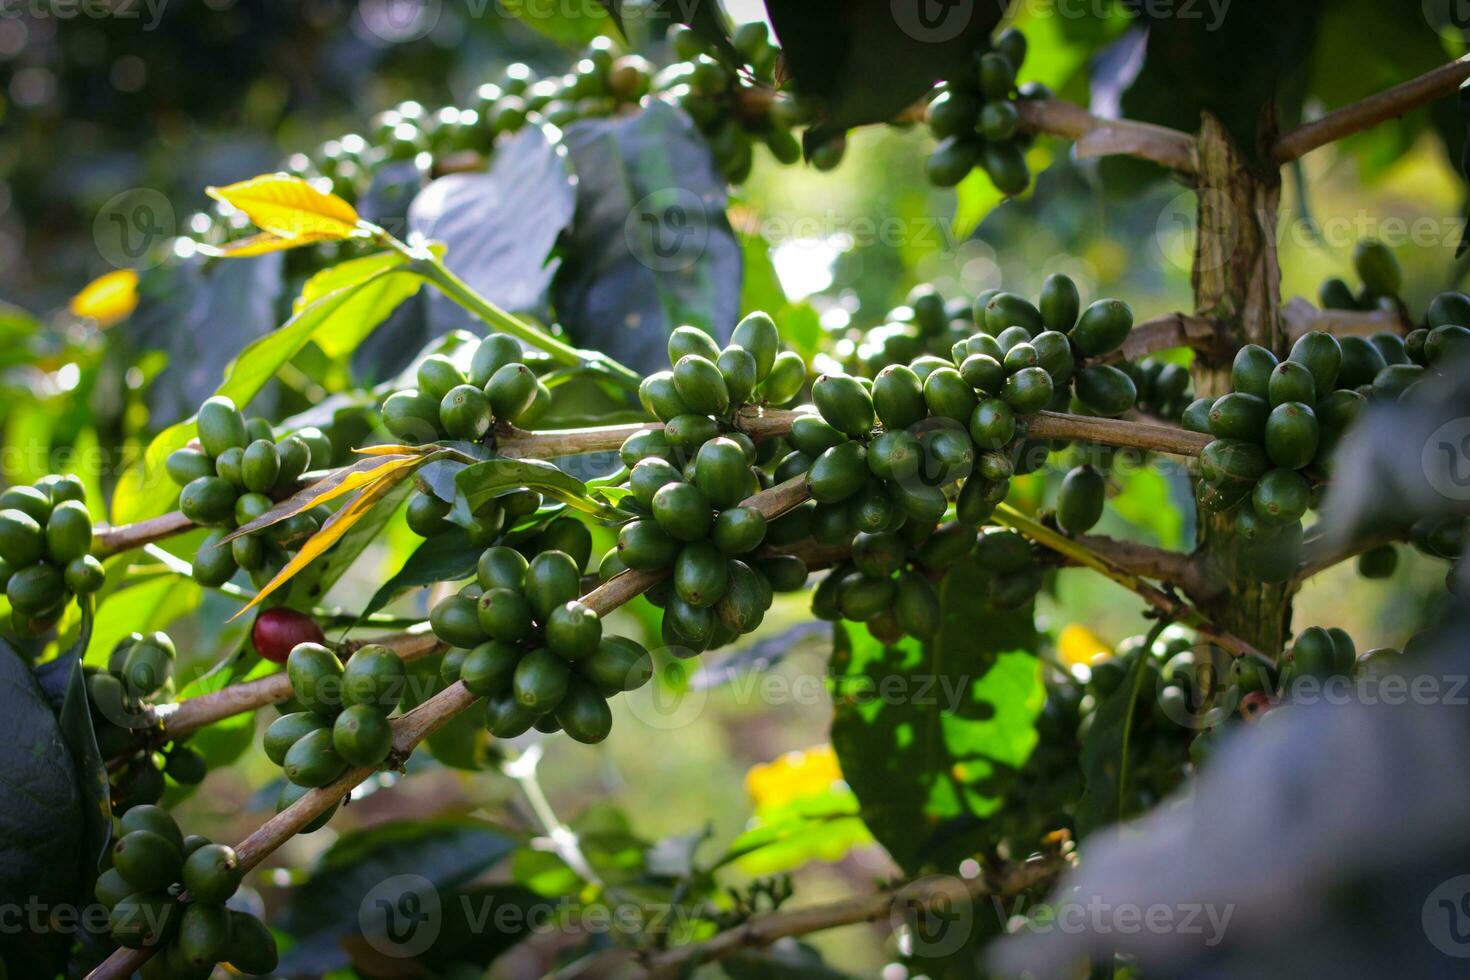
{"left": 502, "top": 0, "right": 610, "bottom": 43}
{"left": 451, "top": 454, "right": 603, "bottom": 523}
{"left": 1119, "top": 0, "right": 1326, "bottom": 165}
{"left": 362, "top": 533, "right": 484, "bottom": 619}
{"left": 276, "top": 819, "right": 518, "bottom": 974}
{"left": 0, "top": 639, "right": 89, "bottom": 976}
{"left": 553, "top": 101, "right": 742, "bottom": 374}
{"left": 173, "top": 646, "right": 270, "bottom": 769}
{"left": 112, "top": 263, "right": 423, "bottom": 524}
{"left": 295, "top": 249, "right": 425, "bottom": 357}
{"left": 594, "top": 0, "right": 738, "bottom": 62}
{"left": 763, "top": 0, "right": 1003, "bottom": 145}
{"left": 829, "top": 556, "right": 1044, "bottom": 874}
{"left": 36, "top": 605, "right": 110, "bottom": 888}
{"left": 1076, "top": 631, "right": 1158, "bottom": 838}
{"left": 411, "top": 126, "right": 576, "bottom": 327}
{"left": 85, "top": 575, "right": 204, "bottom": 667}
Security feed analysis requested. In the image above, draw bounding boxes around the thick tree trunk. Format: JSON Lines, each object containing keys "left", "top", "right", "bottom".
{"left": 1189, "top": 114, "right": 1296, "bottom": 656}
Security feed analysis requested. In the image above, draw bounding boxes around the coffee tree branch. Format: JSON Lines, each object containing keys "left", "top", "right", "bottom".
{"left": 641, "top": 855, "right": 1067, "bottom": 978}
{"left": 1272, "top": 54, "right": 1470, "bottom": 165}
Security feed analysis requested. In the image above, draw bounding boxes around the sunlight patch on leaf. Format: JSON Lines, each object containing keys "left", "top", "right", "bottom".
{"left": 206, "top": 174, "right": 362, "bottom": 242}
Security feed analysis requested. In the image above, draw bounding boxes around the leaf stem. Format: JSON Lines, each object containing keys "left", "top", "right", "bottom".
{"left": 992, "top": 503, "right": 1261, "bottom": 659}
{"left": 404, "top": 243, "right": 643, "bottom": 392}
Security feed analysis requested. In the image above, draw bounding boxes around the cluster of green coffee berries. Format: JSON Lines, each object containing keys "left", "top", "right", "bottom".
{"left": 613, "top": 314, "right": 814, "bottom": 653}
{"left": 0, "top": 474, "right": 100, "bottom": 633}
{"left": 925, "top": 27, "right": 1046, "bottom": 194}
{"left": 1183, "top": 330, "right": 1366, "bottom": 579}
{"left": 845, "top": 283, "right": 984, "bottom": 377}
{"left": 656, "top": 22, "right": 826, "bottom": 180}
{"left": 190, "top": 27, "right": 824, "bottom": 252}
{"left": 86, "top": 632, "right": 209, "bottom": 806}
{"left": 989, "top": 626, "right": 1200, "bottom": 847}
{"left": 263, "top": 642, "right": 406, "bottom": 799}
{"left": 383, "top": 335, "right": 548, "bottom": 446}
{"left": 1121, "top": 356, "right": 1194, "bottom": 423}
{"left": 845, "top": 275, "right": 1140, "bottom": 425}
{"left": 167, "top": 397, "right": 334, "bottom": 586}
{"left": 95, "top": 805, "right": 276, "bottom": 978}
{"left": 429, "top": 543, "right": 654, "bottom": 742}
{"left": 1319, "top": 239, "right": 1405, "bottom": 315}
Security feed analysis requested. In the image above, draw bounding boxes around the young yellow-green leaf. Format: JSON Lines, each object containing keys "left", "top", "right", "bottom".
{"left": 200, "top": 230, "right": 339, "bottom": 258}
{"left": 225, "top": 452, "right": 425, "bottom": 542}
{"left": 231, "top": 462, "right": 419, "bottom": 619}
{"left": 111, "top": 265, "right": 421, "bottom": 525}
{"left": 69, "top": 269, "right": 139, "bottom": 327}
{"left": 206, "top": 174, "right": 362, "bottom": 242}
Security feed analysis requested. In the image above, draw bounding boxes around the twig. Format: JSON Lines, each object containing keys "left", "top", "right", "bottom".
{"left": 1025, "top": 412, "right": 1211, "bottom": 457}
{"left": 143, "top": 628, "right": 443, "bottom": 746}
{"left": 1069, "top": 534, "right": 1213, "bottom": 596}
{"left": 85, "top": 476, "right": 816, "bottom": 980}
{"left": 641, "top": 856, "right": 1065, "bottom": 978}
{"left": 1017, "top": 98, "right": 1197, "bottom": 173}
{"left": 1096, "top": 312, "right": 1222, "bottom": 364}
{"left": 93, "top": 511, "right": 194, "bottom": 559}
{"left": 97, "top": 409, "right": 1214, "bottom": 555}
{"left": 1294, "top": 526, "right": 1404, "bottom": 584}
{"left": 1272, "top": 55, "right": 1470, "bottom": 165}
{"left": 1281, "top": 296, "right": 1410, "bottom": 343}
{"left": 993, "top": 504, "right": 1260, "bottom": 659}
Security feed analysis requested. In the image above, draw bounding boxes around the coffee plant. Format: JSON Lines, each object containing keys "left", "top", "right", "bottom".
{"left": 7, "top": 3, "right": 1470, "bottom": 978}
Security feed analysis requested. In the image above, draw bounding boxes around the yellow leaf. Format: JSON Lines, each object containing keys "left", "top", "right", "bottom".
{"left": 206, "top": 174, "right": 362, "bottom": 242}
{"left": 1058, "top": 623, "right": 1113, "bottom": 668}
{"left": 745, "top": 745, "right": 844, "bottom": 809}
{"left": 199, "top": 230, "right": 340, "bottom": 258}
{"left": 230, "top": 465, "right": 414, "bottom": 619}
{"left": 69, "top": 269, "right": 139, "bottom": 327}
{"left": 351, "top": 444, "right": 427, "bottom": 457}
{"left": 226, "top": 453, "right": 423, "bottom": 542}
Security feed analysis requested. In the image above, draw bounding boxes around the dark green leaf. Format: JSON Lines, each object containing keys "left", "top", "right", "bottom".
{"left": 363, "top": 532, "right": 483, "bottom": 619}
{"left": 553, "top": 101, "right": 741, "bottom": 373}
{"left": 277, "top": 819, "right": 518, "bottom": 974}
{"left": 36, "top": 604, "right": 110, "bottom": 891}
{"left": 1119, "top": 0, "right": 1325, "bottom": 164}
{"left": 412, "top": 125, "right": 576, "bottom": 328}
{"left": 1075, "top": 632, "right": 1156, "bottom": 837}
{"left": 829, "top": 556, "right": 1043, "bottom": 874}
{"left": 0, "top": 639, "right": 88, "bottom": 977}
{"left": 763, "top": 0, "right": 1003, "bottom": 145}
{"left": 121, "top": 252, "right": 285, "bottom": 426}
{"left": 451, "top": 454, "right": 596, "bottom": 525}
{"left": 596, "top": 0, "right": 738, "bottom": 62}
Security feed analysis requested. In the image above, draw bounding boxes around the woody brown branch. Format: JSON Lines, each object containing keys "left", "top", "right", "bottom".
{"left": 1271, "top": 55, "right": 1470, "bottom": 166}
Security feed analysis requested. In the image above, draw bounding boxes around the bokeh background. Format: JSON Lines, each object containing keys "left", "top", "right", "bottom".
{"left": 2, "top": 0, "right": 1467, "bottom": 975}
